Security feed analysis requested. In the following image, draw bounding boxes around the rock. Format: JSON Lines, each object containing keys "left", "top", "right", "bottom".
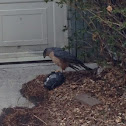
{"left": 75, "top": 93, "right": 102, "bottom": 106}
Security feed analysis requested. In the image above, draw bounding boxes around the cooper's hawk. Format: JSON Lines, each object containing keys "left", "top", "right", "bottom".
{"left": 43, "top": 47, "right": 92, "bottom": 72}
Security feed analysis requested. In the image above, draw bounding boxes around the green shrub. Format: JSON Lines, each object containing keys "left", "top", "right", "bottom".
{"left": 45, "top": 0, "right": 126, "bottom": 70}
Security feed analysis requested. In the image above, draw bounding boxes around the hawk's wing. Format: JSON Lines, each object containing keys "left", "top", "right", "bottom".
{"left": 53, "top": 49, "right": 78, "bottom": 63}
{"left": 53, "top": 49, "right": 92, "bottom": 70}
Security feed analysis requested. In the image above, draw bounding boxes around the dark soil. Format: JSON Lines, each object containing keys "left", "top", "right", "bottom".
{"left": 0, "top": 68, "right": 126, "bottom": 126}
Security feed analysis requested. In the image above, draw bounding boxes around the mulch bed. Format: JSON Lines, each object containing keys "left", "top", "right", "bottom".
{"left": 0, "top": 67, "right": 126, "bottom": 126}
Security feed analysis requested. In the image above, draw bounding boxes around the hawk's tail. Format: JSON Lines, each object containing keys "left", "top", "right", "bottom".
{"left": 69, "top": 64, "right": 79, "bottom": 71}
{"left": 81, "top": 64, "right": 92, "bottom": 70}
{"left": 75, "top": 59, "right": 92, "bottom": 71}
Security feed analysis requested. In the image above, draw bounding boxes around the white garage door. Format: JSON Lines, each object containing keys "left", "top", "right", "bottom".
{"left": 0, "top": 0, "right": 67, "bottom": 63}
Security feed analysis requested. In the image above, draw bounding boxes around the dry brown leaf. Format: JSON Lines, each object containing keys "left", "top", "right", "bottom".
{"left": 106, "top": 5, "right": 112, "bottom": 12}
{"left": 0, "top": 68, "right": 126, "bottom": 126}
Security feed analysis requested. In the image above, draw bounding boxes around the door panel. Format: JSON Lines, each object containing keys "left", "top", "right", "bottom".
{"left": 0, "top": 1, "right": 67, "bottom": 63}
{"left": 0, "top": 0, "right": 43, "bottom": 3}
{"left": 0, "top": 8, "right": 47, "bottom": 46}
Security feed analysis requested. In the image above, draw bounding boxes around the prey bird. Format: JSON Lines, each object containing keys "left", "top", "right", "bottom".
{"left": 43, "top": 47, "right": 92, "bottom": 72}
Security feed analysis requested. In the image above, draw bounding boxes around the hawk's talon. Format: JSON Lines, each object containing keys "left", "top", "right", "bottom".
{"left": 55, "top": 70, "right": 61, "bottom": 73}
{"left": 51, "top": 70, "right": 56, "bottom": 73}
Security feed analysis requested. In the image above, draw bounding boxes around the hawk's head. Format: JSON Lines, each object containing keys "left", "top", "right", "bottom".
{"left": 43, "top": 48, "right": 53, "bottom": 58}
{"left": 43, "top": 47, "right": 63, "bottom": 58}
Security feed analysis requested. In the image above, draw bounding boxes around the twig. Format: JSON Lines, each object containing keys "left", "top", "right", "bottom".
{"left": 20, "top": 124, "right": 29, "bottom": 126}
{"left": 86, "top": 9, "right": 126, "bottom": 39}
{"left": 75, "top": 78, "right": 84, "bottom": 83}
{"left": 33, "top": 115, "right": 47, "bottom": 125}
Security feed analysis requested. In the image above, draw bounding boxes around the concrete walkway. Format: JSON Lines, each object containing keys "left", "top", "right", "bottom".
{"left": 0, "top": 62, "right": 59, "bottom": 114}
{"left": 0, "top": 62, "right": 98, "bottom": 114}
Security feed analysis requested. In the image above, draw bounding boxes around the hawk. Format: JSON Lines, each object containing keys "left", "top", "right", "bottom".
{"left": 43, "top": 47, "right": 92, "bottom": 72}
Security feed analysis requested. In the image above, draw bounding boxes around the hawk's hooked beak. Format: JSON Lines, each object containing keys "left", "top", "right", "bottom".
{"left": 43, "top": 49, "right": 47, "bottom": 58}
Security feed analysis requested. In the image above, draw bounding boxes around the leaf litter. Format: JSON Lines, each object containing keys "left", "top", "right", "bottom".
{"left": 0, "top": 67, "right": 126, "bottom": 126}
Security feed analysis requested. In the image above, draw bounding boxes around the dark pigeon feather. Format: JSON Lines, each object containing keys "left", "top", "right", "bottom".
{"left": 44, "top": 72, "right": 65, "bottom": 90}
